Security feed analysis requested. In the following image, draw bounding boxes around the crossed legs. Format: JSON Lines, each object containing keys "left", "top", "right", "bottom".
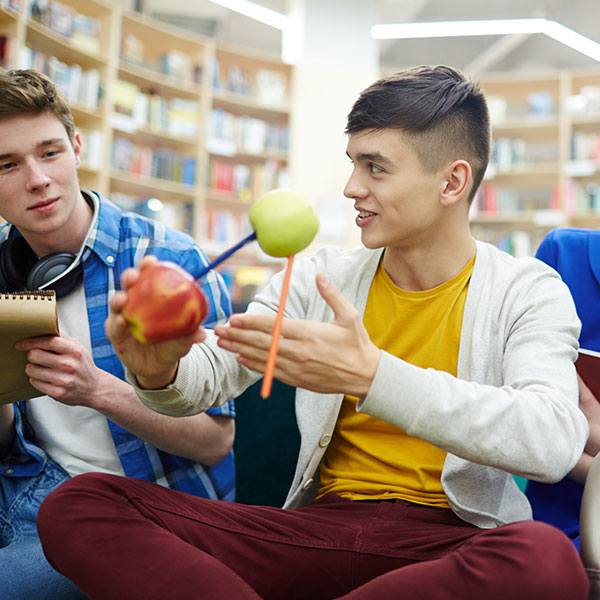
{"left": 37, "top": 473, "right": 589, "bottom": 600}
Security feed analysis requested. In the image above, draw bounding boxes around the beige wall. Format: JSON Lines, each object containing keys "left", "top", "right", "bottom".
{"left": 286, "top": 0, "right": 379, "bottom": 251}
{"left": 289, "top": 61, "right": 378, "bottom": 251}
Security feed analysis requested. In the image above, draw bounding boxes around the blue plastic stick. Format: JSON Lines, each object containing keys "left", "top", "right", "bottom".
{"left": 196, "top": 231, "right": 257, "bottom": 279}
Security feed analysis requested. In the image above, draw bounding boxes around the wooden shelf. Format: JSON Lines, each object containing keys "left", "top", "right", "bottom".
{"left": 0, "top": 5, "right": 19, "bottom": 25}
{"left": 112, "top": 124, "right": 199, "bottom": 152}
{"left": 491, "top": 115, "right": 560, "bottom": 134}
{"left": 110, "top": 170, "right": 197, "bottom": 200}
{"left": 212, "top": 89, "right": 290, "bottom": 118}
{"left": 569, "top": 214, "right": 600, "bottom": 228}
{"left": 118, "top": 61, "right": 203, "bottom": 99}
{"left": 490, "top": 162, "right": 562, "bottom": 176}
{"left": 208, "top": 148, "right": 288, "bottom": 163}
{"left": 470, "top": 210, "right": 567, "bottom": 228}
{"left": 71, "top": 102, "right": 104, "bottom": 123}
{"left": 205, "top": 189, "right": 254, "bottom": 207}
{"left": 569, "top": 114, "right": 600, "bottom": 128}
{"left": 26, "top": 20, "right": 107, "bottom": 68}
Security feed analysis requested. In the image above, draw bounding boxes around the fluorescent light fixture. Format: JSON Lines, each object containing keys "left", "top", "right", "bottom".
{"left": 371, "top": 18, "right": 600, "bottom": 63}
{"left": 543, "top": 21, "right": 600, "bottom": 62}
{"left": 207, "top": 0, "right": 290, "bottom": 31}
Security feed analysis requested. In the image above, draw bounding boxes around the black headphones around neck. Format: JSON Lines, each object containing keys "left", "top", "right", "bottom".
{"left": 0, "top": 235, "right": 83, "bottom": 299}
{"left": 0, "top": 191, "right": 96, "bottom": 299}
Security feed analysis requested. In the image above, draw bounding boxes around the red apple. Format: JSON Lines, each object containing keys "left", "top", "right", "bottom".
{"left": 122, "top": 261, "right": 209, "bottom": 344}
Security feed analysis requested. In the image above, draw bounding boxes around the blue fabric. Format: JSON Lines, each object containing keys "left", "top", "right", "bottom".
{"left": 527, "top": 227, "right": 600, "bottom": 549}
{"left": 0, "top": 458, "right": 85, "bottom": 599}
{"left": 0, "top": 191, "right": 236, "bottom": 500}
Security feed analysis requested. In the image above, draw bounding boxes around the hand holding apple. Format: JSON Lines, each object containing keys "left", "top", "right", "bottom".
{"left": 122, "top": 261, "right": 209, "bottom": 344}
{"left": 249, "top": 188, "right": 319, "bottom": 257}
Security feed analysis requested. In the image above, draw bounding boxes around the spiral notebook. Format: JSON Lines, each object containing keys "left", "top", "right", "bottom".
{"left": 0, "top": 290, "right": 59, "bottom": 405}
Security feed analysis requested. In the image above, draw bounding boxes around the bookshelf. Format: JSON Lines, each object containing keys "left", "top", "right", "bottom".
{"left": 473, "top": 69, "right": 600, "bottom": 256}
{"left": 0, "top": 0, "right": 291, "bottom": 304}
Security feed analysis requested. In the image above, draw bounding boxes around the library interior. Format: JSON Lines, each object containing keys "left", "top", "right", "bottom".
{"left": 2, "top": 0, "right": 600, "bottom": 598}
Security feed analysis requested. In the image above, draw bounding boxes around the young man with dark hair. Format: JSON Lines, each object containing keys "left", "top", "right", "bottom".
{"left": 39, "top": 65, "right": 589, "bottom": 599}
{"left": 0, "top": 69, "right": 236, "bottom": 600}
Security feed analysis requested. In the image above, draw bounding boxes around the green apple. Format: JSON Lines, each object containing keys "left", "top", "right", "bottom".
{"left": 249, "top": 189, "right": 319, "bottom": 257}
{"left": 122, "top": 261, "right": 209, "bottom": 344}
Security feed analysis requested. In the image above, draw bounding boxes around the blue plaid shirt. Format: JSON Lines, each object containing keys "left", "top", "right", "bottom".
{"left": 0, "top": 192, "right": 235, "bottom": 501}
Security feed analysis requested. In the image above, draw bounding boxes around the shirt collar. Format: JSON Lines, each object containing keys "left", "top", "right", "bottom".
{"left": 81, "top": 190, "right": 122, "bottom": 268}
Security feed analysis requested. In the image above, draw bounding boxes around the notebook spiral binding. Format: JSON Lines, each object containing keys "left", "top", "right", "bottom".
{"left": 0, "top": 290, "right": 56, "bottom": 300}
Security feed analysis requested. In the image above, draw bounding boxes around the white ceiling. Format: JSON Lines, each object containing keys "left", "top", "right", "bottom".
{"left": 136, "top": 0, "right": 600, "bottom": 73}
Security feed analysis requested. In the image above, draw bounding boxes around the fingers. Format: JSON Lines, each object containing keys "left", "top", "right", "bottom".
{"left": 140, "top": 254, "right": 158, "bottom": 270}
{"left": 15, "top": 335, "right": 60, "bottom": 352}
{"left": 118, "top": 257, "right": 156, "bottom": 292}
{"left": 219, "top": 312, "right": 310, "bottom": 341}
{"left": 120, "top": 267, "right": 140, "bottom": 291}
{"left": 105, "top": 306, "right": 133, "bottom": 346}
{"left": 215, "top": 320, "right": 272, "bottom": 354}
{"left": 216, "top": 313, "right": 273, "bottom": 335}
{"left": 17, "top": 336, "right": 86, "bottom": 373}
{"left": 315, "top": 273, "right": 357, "bottom": 322}
{"left": 109, "top": 290, "right": 127, "bottom": 314}
{"left": 107, "top": 292, "right": 134, "bottom": 344}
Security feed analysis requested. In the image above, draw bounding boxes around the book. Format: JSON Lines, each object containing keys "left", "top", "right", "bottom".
{"left": 0, "top": 291, "right": 59, "bottom": 405}
{"left": 576, "top": 348, "right": 600, "bottom": 401}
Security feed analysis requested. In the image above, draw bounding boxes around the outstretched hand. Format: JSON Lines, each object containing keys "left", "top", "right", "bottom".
{"left": 215, "top": 273, "right": 380, "bottom": 397}
{"left": 105, "top": 255, "right": 205, "bottom": 389}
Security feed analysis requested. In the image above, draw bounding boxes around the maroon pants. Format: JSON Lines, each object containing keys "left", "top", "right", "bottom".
{"left": 37, "top": 473, "right": 589, "bottom": 600}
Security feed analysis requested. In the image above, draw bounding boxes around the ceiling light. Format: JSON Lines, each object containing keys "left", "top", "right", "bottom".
{"left": 207, "top": 0, "right": 289, "bottom": 31}
{"left": 371, "top": 18, "right": 600, "bottom": 63}
{"left": 543, "top": 21, "right": 600, "bottom": 62}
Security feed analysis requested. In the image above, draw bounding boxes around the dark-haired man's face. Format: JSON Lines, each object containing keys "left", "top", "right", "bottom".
{"left": 344, "top": 128, "right": 447, "bottom": 251}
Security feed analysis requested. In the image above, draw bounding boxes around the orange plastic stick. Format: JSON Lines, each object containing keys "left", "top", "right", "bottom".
{"left": 261, "top": 254, "right": 294, "bottom": 398}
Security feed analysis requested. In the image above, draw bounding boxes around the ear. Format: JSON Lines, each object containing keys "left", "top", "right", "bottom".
{"left": 440, "top": 160, "right": 472, "bottom": 207}
{"left": 73, "top": 131, "right": 82, "bottom": 168}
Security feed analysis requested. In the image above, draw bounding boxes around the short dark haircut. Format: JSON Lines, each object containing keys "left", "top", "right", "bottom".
{"left": 346, "top": 65, "right": 490, "bottom": 201}
{"left": 0, "top": 69, "right": 75, "bottom": 148}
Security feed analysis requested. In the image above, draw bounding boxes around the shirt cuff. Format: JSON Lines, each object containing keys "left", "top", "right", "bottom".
{"left": 125, "top": 359, "right": 202, "bottom": 417}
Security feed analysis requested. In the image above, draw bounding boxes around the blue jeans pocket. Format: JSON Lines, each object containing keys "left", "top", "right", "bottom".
{"left": 1, "top": 459, "right": 70, "bottom": 544}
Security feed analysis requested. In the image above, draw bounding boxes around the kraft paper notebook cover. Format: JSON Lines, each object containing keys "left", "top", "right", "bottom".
{"left": 576, "top": 348, "right": 600, "bottom": 402}
{"left": 0, "top": 290, "right": 59, "bottom": 405}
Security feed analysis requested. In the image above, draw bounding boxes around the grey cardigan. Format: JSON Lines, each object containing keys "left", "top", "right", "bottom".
{"left": 133, "top": 240, "right": 588, "bottom": 528}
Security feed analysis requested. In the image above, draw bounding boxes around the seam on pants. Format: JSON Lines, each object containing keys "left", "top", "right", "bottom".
{"left": 128, "top": 497, "right": 360, "bottom": 552}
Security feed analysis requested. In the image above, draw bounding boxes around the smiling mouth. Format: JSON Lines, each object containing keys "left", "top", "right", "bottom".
{"left": 29, "top": 198, "right": 58, "bottom": 210}
{"left": 357, "top": 210, "right": 377, "bottom": 220}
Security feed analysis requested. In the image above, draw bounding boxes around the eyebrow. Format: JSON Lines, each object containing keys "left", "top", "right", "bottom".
{"left": 347, "top": 151, "right": 394, "bottom": 166}
{"left": 0, "top": 138, "right": 66, "bottom": 161}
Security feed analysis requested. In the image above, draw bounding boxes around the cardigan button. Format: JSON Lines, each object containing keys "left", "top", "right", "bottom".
{"left": 318, "top": 434, "right": 331, "bottom": 447}
{"left": 302, "top": 478, "right": 314, "bottom": 491}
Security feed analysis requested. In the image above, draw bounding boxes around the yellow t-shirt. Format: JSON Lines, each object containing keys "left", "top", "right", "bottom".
{"left": 317, "top": 254, "right": 476, "bottom": 507}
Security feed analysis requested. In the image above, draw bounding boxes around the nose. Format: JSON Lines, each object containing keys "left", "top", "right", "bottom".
{"left": 343, "top": 169, "right": 368, "bottom": 200}
{"left": 24, "top": 158, "right": 51, "bottom": 192}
